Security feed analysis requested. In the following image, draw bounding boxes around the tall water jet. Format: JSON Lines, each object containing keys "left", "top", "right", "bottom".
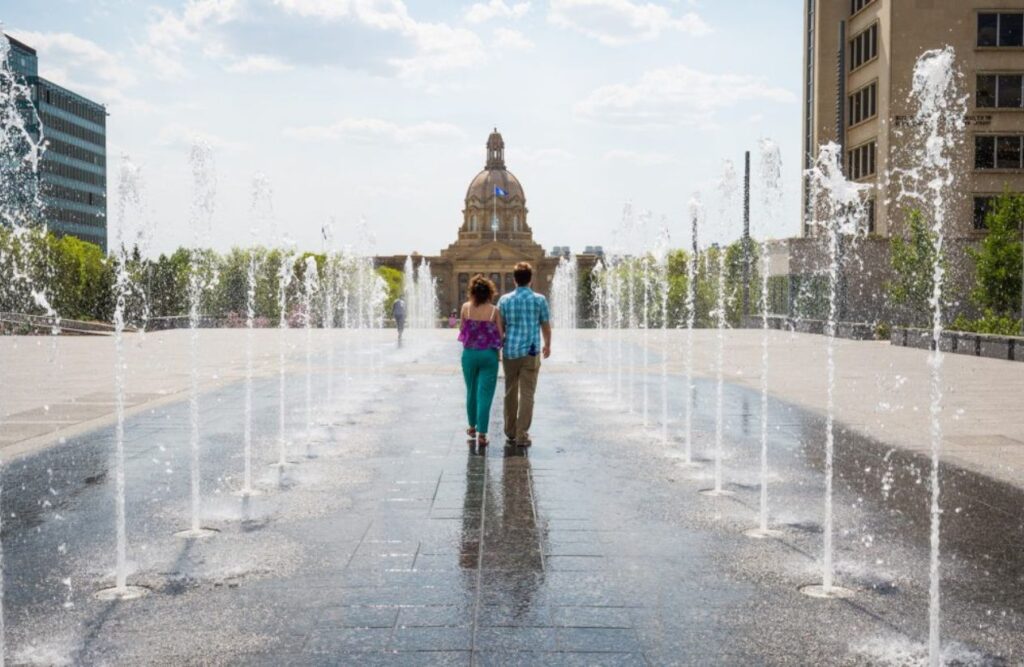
{"left": 702, "top": 162, "right": 738, "bottom": 498}
{"left": 0, "top": 31, "right": 49, "bottom": 654}
{"left": 623, "top": 205, "right": 637, "bottom": 413}
{"left": 177, "top": 141, "right": 218, "bottom": 540}
{"left": 613, "top": 258, "right": 624, "bottom": 402}
{"left": 322, "top": 220, "right": 337, "bottom": 424}
{"left": 591, "top": 261, "right": 607, "bottom": 377}
{"left": 551, "top": 254, "right": 579, "bottom": 361}
{"left": 402, "top": 256, "right": 440, "bottom": 331}
{"left": 95, "top": 156, "right": 150, "bottom": 600}
{"left": 0, "top": 30, "right": 49, "bottom": 315}
{"left": 746, "top": 139, "right": 784, "bottom": 540}
{"left": 904, "top": 46, "right": 965, "bottom": 665}
{"left": 800, "top": 143, "right": 867, "bottom": 598}
{"left": 241, "top": 173, "right": 273, "bottom": 495}
{"left": 640, "top": 223, "right": 651, "bottom": 428}
{"left": 655, "top": 223, "right": 671, "bottom": 446}
{"left": 681, "top": 197, "right": 702, "bottom": 467}
{"left": 275, "top": 244, "right": 295, "bottom": 469}
{"left": 303, "top": 255, "right": 319, "bottom": 458}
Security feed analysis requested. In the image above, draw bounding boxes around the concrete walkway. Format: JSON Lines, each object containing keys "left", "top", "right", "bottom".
{"left": 4, "top": 328, "right": 1023, "bottom": 492}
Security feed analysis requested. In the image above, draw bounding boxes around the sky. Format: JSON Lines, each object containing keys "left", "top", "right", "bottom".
{"left": 2, "top": 0, "right": 804, "bottom": 256}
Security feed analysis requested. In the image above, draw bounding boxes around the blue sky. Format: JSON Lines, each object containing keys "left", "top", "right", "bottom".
{"left": 3, "top": 0, "right": 803, "bottom": 255}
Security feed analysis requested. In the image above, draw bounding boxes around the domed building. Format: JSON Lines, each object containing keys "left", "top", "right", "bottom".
{"left": 378, "top": 129, "right": 599, "bottom": 319}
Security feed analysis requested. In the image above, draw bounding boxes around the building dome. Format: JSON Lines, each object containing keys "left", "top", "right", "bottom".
{"left": 465, "top": 168, "right": 525, "bottom": 203}
{"left": 464, "top": 128, "right": 525, "bottom": 203}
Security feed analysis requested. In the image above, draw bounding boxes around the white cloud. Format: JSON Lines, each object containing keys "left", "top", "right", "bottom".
{"left": 139, "top": 0, "right": 485, "bottom": 82}
{"left": 575, "top": 65, "right": 797, "bottom": 127}
{"left": 271, "top": 0, "right": 354, "bottom": 19}
{"left": 8, "top": 29, "right": 153, "bottom": 111}
{"left": 516, "top": 147, "right": 575, "bottom": 164}
{"left": 10, "top": 30, "right": 136, "bottom": 89}
{"left": 464, "top": 0, "right": 531, "bottom": 24}
{"left": 283, "top": 117, "right": 465, "bottom": 144}
{"left": 494, "top": 28, "right": 534, "bottom": 51}
{"left": 137, "top": 0, "right": 244, "bottom": 79}
{"left": 156, "top": 123, "right": 236, "bottom": 150}
{"left": 602, "top": 149, "right": 678, "bottom": 166}
{"left": 225, "top": 54, "right": 293, "bottom": 73}
{"left": 267, "top": 0, "right": 485, "bottom": 78}
{"left": 391, "top": 20, "right": 486, "bottom": 79}
{"left": 548, "top": 0, "right": 710, "bottom": 46}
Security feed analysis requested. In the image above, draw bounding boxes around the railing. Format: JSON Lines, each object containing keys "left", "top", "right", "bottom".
{"left": 0, "top": 312, "right": 131, "bottom": 336}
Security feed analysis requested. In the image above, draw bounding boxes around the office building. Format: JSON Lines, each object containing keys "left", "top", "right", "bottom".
{"left": 5, "top": 34, "right": 107, "bottom": 251}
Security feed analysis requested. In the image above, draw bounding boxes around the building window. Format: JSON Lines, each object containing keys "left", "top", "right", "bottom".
{"left": 848, "top": 82, "right": 877, "bottom": 126}
{"left": 847, "top": 141, "right": 876, "bottom": 180}
{"left": 976, "top": 135, "right": 996, "bottom": 169}
{"left": 865, "top": 197, "right": 876, "bottom": 233}
{"left": 849, "top": 23, "right": 878, "bottom": 71}
{"left": 979, "top": 13, "right": 1024, "bottom": 47}
{"left": 977, "top": 74, "right": 1024, "bottom": 108}
{"left": 850, "top": 0, "right": 875, "bottom": 15}
{"left": 458, "top": 273, "right": 469, "bottom": 302}
{"left": 803, "top": 0, "right": 816, "bottom": 235}
{"left": 997, "top": 136, "right": 1023, "bottom": 169}
{"left": 470, "top": 214, "right": 477, "bottom": 231}
{"left": 504, "top": 273, "right": 515, "bottom": 294}
{"left": 974, "top": 196, "right": 997, "bottom": 229}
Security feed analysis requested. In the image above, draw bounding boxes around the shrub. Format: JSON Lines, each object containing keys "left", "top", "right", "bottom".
{"left": 949, "top": 311, "right": 1022, "bottom": 336}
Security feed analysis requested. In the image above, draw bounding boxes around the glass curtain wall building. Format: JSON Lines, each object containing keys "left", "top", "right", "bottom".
{"left": 5, "top": 35, "right": 107, "bottom": 251}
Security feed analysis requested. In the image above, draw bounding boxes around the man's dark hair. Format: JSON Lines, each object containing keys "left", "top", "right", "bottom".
{"left": 469, "top": 274, "right": 496, "bottom": 305}
{"left": 513, "top": 262, "right": 533, "bottom": 286}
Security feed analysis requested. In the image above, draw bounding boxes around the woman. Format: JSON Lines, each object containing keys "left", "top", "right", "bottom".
{"left": 458, "top": 275, "right": 503, "bottom": 447}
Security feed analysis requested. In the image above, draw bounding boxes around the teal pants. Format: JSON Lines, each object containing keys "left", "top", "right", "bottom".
{"left": 462, "top": 348, "right": 499, "bottom": 435}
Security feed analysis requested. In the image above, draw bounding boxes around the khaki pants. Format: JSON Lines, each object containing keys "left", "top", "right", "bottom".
{"left": 503, "top": 354, "right": 541, "bottom": 441}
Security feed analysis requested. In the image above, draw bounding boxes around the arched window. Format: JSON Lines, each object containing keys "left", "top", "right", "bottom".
{"left": 513, "top": 215, "right": 519, "bottom": 231}
{"left": 471, "top": 214, "right": 477, "bottom": 231}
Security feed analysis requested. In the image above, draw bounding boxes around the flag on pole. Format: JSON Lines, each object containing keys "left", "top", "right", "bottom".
{"left": 494, "top": 186, "right": 507, "bottom": 197}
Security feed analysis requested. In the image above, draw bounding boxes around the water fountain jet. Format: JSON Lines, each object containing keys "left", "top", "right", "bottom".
{"left": 175, "top": 141, "right": 218, "bottom": 540}
{"left": 95, "top": 156, "right": 151, "bottom": 600}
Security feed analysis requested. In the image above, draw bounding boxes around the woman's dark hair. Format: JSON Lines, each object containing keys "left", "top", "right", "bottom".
{"left": 469, "top": 274, "right": 496, "bottom": 305}
{"left": 513, "top": 261, "right": 533, "bottom": 286}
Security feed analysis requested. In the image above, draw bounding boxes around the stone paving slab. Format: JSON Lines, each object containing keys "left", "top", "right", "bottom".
{"left": 0, "top": 332, "right": 1022, "bottom": 664}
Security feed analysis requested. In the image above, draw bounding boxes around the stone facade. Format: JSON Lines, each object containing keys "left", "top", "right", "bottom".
{"left": 377, "top": 130, "right": 598, "bottom": 318}
{"left": 772, "top": 1, "right": 1024, "bottom": 323}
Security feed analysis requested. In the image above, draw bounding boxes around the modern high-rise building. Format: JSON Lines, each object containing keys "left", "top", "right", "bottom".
{"left": 5, "top": 34, "right": 107, "bottom": 252}
{"left": 802, "top": 1, "right": 1024, "bottom": 239}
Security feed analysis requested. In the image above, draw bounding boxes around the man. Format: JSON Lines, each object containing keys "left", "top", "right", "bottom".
{"left": 392, "top": 297, "right": 406, "bottom": 343}
{"left": 498, "top": 262, "right": 552, "bottom": 447}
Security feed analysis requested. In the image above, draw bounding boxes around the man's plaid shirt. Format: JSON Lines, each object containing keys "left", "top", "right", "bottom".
{"left": 498, "top": 286, "right": 550, "bottom": 360}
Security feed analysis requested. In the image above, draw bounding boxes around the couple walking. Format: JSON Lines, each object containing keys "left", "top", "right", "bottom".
{"left": 458, "top": 262, "right": 551, "bottom": 448}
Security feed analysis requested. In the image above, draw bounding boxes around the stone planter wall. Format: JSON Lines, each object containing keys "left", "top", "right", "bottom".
{"left": 743, "top": 315, "right": 878, "bottom": 340}
{"left": 890, "top": 326, "right": 1024, "bottom": 362}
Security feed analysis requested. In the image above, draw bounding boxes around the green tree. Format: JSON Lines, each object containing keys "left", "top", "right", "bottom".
{"left": 148, "top": 249, "right": 190, "bottom": 318}
{"left": 377, "top": 266, "right": 403, "bottom": 308}
{"left": 969, "top": 193, "right": 1024, "bottom": 317}
{"left": 888, "top": 209, "right": 943, "bottom": 327}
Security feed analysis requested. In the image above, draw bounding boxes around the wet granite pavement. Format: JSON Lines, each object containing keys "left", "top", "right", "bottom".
{"left": 3, "top": 333, "right": 1023, "bottom": 665}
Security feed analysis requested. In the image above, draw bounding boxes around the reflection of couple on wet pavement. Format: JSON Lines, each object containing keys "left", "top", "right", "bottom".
{"left": 460, "top": 448, "right": 546, "bottom": 615}
{"left": 458, "top": 261, "right": 552, "bottom": 450}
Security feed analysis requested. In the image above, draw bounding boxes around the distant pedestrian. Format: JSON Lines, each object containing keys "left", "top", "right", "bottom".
{"left": 498, "top": 262, "right": 551, "bottom": 448}
{"left": 458, "top": 275, "right": 503, "bottom": 448}
{"left": 448, "top": 309, "right": 458, "bottom": 328}
{"left": 392, "top": 297, "right": 406, "bottom": 343}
